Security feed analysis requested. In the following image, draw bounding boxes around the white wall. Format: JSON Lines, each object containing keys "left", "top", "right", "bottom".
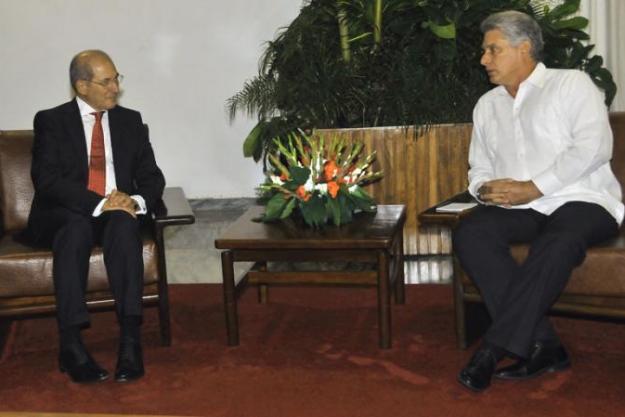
{"left": 579, "top": 0, "right": 625, "bottom": 111}
{"left": 0, "top": 0, "right": 303, "bottom": 198}
{"left": 2, "top": 1, "right": 623, "bottom": 200}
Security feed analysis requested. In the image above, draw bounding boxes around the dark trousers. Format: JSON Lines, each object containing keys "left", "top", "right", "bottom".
{"left": 38, "top": 208, "right": 144, "bottom": 331}
{"left": 452, "top": 202, "right": 618, "bottom": 358}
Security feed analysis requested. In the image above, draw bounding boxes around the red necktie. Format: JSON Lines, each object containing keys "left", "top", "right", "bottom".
{"left": 88, "top": 112, "right": 106, "bottom": 196}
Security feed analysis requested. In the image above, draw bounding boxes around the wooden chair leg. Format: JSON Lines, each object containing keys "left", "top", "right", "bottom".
{"left": 453, "top": 267, "right": 469, "bottom": 350}
{"left": 157, "top": 290, "right": 172, "bottom": 346}
{"left": 0, "top": 319, "right": 14, "bottom": 362}
{"left": 257, "top": 262, "right": 268, "bottom": 304}
{"left": 393, "top": 231, "right": 406, "bottom": 305}
{"left": 463, "top": 301, "right": 491, "bottom": 349}
{"left": 155, "top": 227, "right": 172, "bottom": 346}
{"left": 453, "top": 256, "right": 490, "bottom": 349}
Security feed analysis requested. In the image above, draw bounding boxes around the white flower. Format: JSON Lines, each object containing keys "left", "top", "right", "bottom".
{"left": 315, "top": 154, "right": 323, "bottom": 172}
{"left": 270, "top": 175, "right": 284, "bottom": 185}
{"left": 315, "top": 183, "right": 328, "bottom": 195}
{"left": 348, "top": 184, "right": 358, "bottom": 193}
{"left": 304, "top": 176, "right": 314, "bottom": 192}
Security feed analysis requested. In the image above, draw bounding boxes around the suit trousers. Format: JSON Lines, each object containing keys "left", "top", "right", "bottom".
{"left": 41, "top": 208, "right": 144, "bottom": 330}
{"left": 452, "top": 201, "right": 619, "bottom": 358}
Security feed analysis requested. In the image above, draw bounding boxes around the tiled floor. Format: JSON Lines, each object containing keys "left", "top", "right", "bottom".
{"left": 164, "top": 198, "right": 452, "bottom": 284}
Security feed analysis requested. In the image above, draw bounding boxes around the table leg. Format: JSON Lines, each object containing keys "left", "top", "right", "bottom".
{"left": 221, "top": 250, "right": 239, "bottom": 346}
{"left": 257, "top": 261, "right": 268, "bottom": 304}
{"left": 377, "top": 249, "right": 392, "bottom": 349}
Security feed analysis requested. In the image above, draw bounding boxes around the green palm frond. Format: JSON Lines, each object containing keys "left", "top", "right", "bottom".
{"left": 227, "top": 0, "right": 616, "bottom": 161}
{"left": 226, "top": 74, "right": 277, "bottom": 122}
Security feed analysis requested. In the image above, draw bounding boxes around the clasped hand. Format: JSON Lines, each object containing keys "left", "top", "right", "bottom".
{"left": 102, "top": 189, "right": 137, "bottom": 218}
{"left": 477, "top": 179, "right": 542, "bottom": 207}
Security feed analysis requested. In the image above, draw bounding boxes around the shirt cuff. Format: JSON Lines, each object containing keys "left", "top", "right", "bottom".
{"left": 131, "top": 195, "right": 147, "bottom": 215}
{"left": 532, "top": 170, "right": 563, "bottom": 197}
{"left": 468, "top": 181, "right": 485, "bottom": 201}
{"left": 92, "top": 198, "right": 107, "bottom": 217}
{"left": 92, "top": 195, "right": 147, "bottom": 217}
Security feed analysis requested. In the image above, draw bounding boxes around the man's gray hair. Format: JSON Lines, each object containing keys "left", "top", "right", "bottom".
{"left": 480, "top": 10, "right": 544, "bottom": 61}
{"left": 69, "top": 49, "right": 112, "bottom": 90}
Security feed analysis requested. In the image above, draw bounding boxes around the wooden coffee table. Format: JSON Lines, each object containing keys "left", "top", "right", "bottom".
{"left": 215, "top": 204, "right": 406, "bottom": 348}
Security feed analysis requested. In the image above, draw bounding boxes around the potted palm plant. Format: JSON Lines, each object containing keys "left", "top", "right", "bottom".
{"left": 228, "top": 0, "right": 616, "bottom": 254}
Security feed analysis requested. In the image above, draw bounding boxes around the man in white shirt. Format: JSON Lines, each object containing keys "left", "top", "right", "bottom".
{"left": 25, "top": 50, "right": 165, "bottom": 383}
{"left": 454, "top": 11, "right": 623, "bottom": 392}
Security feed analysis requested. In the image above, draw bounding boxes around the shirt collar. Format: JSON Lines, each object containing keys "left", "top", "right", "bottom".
{"left": 491, "top": 62, "right": 546, "bottom": 98}
{"left": 76, "top": 96, "right": 107, "bottom": 117}
{"left": 521, "top": 62, "right": 547, "bottom": 89}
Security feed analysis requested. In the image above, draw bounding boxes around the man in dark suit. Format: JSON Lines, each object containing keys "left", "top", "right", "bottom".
{"left": 26, "top": 50, "right": 165, "bottom": 383}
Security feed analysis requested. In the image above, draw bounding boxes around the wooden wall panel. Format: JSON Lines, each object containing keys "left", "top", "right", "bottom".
{"left": 318, "top": 124, "right": 472, "bottom": 256}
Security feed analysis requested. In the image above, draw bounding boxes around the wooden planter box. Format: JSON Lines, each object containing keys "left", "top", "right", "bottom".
{"left": 318, "top": 124, "right": 472, "bottom": 258}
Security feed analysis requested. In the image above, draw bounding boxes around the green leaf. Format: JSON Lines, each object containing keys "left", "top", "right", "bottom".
{"left": 289, "top": 166, "right": 311, "bottom": 185}
{"left": 280, "top": 197, "right": 297, "bottom": 219}
{"left": 553, "top": 16, "right": 588, "bottom": 30}
{"left": 337, "top": 191, "right": 352, "bottom": 224}
{"left": 300, "top": 194, "right": 326, "bottom": 227}
{"left": 243, "top": 122, "right": 264, "bottom": 159}
{"left": 349, "top": 185, "right": 377, "bottom": 211}
{"left": 264, "top": 193, "right": 288, "bottom": 220}
{"left": 585, "top": 55, "right": 603, "bottom": 73}
{"left": 546, "top": 0, "right": 580, "bottom": 21}
{"left": 424, "top": 20, "right": 456, "bottom": 39}
{"left": 326, "top": 197, "right": 342, "bottom": 226}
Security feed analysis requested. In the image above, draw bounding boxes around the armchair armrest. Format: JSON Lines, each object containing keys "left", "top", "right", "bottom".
{"left": 418, "top": 191, "right": 477, "bottom": 228}
{"left": 154, "top": 187, "right": 195, "bottom": 228}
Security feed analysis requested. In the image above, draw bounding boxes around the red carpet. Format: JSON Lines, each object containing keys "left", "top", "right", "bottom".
{"left": 1, "top": 284, "right": 624, "bottom": 417}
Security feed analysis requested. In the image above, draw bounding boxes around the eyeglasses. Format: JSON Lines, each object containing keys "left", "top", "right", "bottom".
{"left": 84, "top": 73, "right": 124, "bottom": 88}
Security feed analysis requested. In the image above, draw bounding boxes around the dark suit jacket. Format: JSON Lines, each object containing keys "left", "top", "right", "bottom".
{"left": 26, "top": 99, "right": 165, "bottom": 244}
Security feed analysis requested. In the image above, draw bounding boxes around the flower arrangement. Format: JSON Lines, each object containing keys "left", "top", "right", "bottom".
{"left": 258, "top": 131, "right": 383, "bottom": 227}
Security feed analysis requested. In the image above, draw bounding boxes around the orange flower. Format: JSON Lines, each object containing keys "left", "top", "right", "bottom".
{"left": 296, "top": 185, "right": 311, "bottom": 201}
{"left": 280, "top": 173, "right": 289, "bottom": 181}
{"left": 324, "top": 160, "right": 338, "bottom": 181}
{"left": 327, "top": 181, "right": 339, "bottom": 199}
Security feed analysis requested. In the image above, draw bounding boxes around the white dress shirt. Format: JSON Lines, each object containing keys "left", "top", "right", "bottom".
{"left": 76, "top": 97, "right": 147, "bottom": 216}
{"left": 468, "top": 62, "right": 624, "bottom": 225}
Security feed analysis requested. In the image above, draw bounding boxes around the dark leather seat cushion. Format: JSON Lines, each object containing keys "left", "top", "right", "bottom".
{"left": 0, "top": 232, "right": 158, "bottom": 298}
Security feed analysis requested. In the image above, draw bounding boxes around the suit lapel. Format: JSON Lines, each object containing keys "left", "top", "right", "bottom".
{"left": 108, "top": 107, "right": 127, "bottom": 190}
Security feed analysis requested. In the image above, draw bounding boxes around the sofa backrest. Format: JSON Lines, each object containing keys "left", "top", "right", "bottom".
{"left": 0, "top": 130, "right": 34, "bottom": 232}
{"left": 609, "top": 112, "right": 625, "bottom": 193}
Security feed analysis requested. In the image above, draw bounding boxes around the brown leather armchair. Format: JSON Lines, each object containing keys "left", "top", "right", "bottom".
{"left": 419, "top": 112, "right": 625, "bottom": 349}
{"left": 0, "top": 129, "right": 195, "bottom": 351}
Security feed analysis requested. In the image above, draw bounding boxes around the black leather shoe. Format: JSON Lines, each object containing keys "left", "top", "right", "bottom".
{"left": 457, "top": 347, "right": 499, "bottom": 392}
{"left": 494, "top": 342, "right": 570, "bottom": 380}
{"left": 115, "top": 340, "right": 144, "bottom": 382}
{"left": 59, "top": 344, "right": 109, "bottom": 383}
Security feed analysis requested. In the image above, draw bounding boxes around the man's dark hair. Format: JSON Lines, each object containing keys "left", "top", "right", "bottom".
{"left": 481, "top": 10, "right": 544, "bottom": 61}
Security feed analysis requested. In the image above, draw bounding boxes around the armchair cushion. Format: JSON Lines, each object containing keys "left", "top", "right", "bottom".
{"left": 0, "top": 231, "right": 158, "bottom": 299}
